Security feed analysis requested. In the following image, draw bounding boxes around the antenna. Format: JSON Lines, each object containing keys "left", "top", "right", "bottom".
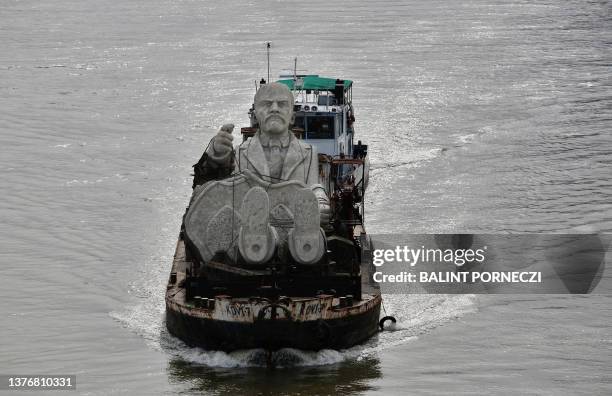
{"left": 293, "top": 57, "right": 297, "bottom": 81}
{"left": 266, "top": 42, "right": 271, "bottom": 83}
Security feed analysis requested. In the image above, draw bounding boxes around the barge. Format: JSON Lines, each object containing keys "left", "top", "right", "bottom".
{"left": 166, "top": 74, "right": 382, "bottom": 352}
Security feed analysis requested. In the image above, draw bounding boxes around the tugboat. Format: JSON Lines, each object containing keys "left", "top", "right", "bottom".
{"left": 165, "top": 74, "right": 383, "bottom": 352}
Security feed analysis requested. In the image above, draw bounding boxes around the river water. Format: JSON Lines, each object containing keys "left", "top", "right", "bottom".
{"left": 1, "top": 0, "right": 611, "bottom": 394}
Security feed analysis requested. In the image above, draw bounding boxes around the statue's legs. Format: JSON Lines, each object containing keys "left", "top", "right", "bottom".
{"left": 204, "top": 204, "right": 241, "bottom": 261}
{"left": 189, "top": 179, "right": 325, "bottom": 265}
{"left": 237, "top": 186, "right": 325, "bottom": 265}
{"left": 287, "top": 188, "right": 326, "bottom": 265}
{"left": 237, "top": 186, "right": 277, "bottom": 264}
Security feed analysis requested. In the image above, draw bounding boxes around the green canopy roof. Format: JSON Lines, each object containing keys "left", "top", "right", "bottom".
{"left": 277, "top": 75, "right": 352, "bottom": 91}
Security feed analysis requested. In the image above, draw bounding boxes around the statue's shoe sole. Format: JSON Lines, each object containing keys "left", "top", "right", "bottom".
{"left": 288, "top": 188, "right": 325, "bottom": 265}
{"left": 205, "top": 205, "right": 241, "bottom": 260}
{"left": 238, "top": 186, "right": 275, "bottom": 264}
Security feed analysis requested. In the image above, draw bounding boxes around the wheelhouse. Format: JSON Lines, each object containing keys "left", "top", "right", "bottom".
{"left": 279, "top": 75, "right": 354, "bottom": 157}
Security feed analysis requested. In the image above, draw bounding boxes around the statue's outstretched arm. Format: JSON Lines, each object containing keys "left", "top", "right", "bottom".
{"left": 192, "top": 124, "right": 236, "bottom": 188}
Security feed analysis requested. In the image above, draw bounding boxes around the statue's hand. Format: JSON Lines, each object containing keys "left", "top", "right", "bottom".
{"left": 207, "top": 123, "right": 234, "bottom": 164}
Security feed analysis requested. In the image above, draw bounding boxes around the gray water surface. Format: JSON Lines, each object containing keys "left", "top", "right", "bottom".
{"left": 1, "top": 0, "right": 611, "bottom": 395}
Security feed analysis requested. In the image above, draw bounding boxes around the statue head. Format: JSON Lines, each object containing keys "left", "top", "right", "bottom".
{"left": 254, "top": 82, "right": 294, "bottom": 136}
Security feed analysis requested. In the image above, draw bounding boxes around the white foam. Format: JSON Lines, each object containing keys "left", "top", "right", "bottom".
{"left": 112, "top": 291, "right": 477, "bottom": 368}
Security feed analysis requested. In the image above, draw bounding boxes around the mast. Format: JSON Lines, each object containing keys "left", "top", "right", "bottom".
{"left": 266, "top": 42, "right": 271, "bottom": 83}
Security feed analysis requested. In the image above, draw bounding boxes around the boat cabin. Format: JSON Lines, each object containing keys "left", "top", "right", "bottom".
{"left": 284, "top": 75, "right": 353, "bottom": 158}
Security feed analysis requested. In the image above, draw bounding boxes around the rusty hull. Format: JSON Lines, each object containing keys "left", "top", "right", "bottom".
{"left": 165, "top": 240, "right": 382, "bottom": 351}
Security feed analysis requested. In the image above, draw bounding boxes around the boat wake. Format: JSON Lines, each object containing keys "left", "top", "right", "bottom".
{"left": 369, "top": 147, "right": 443, "bottom": 172}
{"left": 112, "top": 286, "right": 477, "bottom": 368}
{"left": 171, "top": 345, "right": 346, "bottom": 368}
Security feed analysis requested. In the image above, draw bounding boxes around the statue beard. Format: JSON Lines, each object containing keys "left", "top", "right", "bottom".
{"left": 262, "top": 116, "right": 289, "bottom": 135}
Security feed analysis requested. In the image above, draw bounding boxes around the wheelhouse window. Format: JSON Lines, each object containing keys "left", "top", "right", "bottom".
{"left": 317, "top": 95, "right": 337, "bottom": 106}
{"left": 293, "top": 115, "right": 306, "bottom": 131}
{"left": 294, "top": 115, "right": 336, "bottom": 139}
{"left": 307, "top": 116, "right": 335, "bottom": 139}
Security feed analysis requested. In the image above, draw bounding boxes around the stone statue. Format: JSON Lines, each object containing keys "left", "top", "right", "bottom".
{"left": 186, "top": 83, "right": 330, "bottom": 266}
